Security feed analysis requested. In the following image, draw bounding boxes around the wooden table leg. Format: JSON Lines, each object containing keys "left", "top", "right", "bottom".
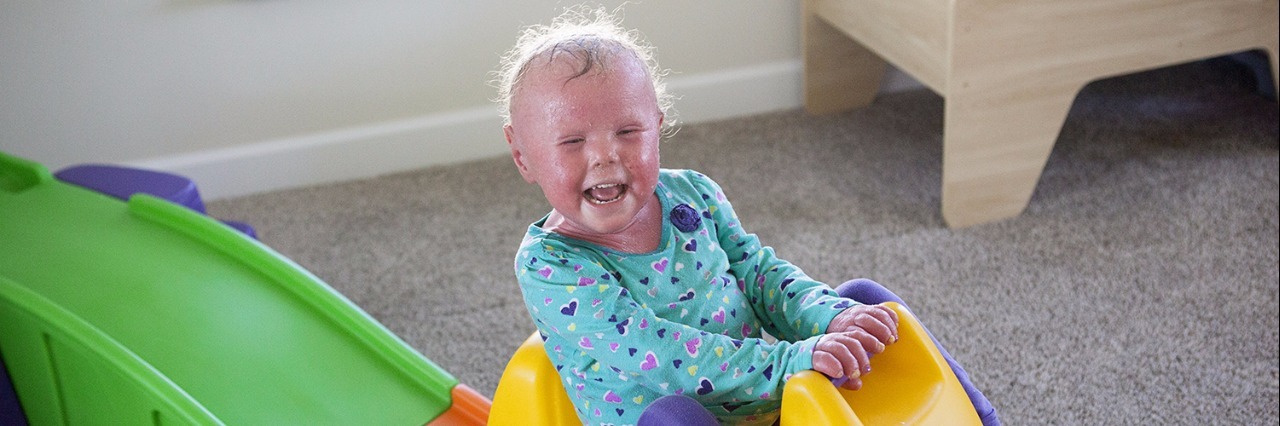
{"left": 803, "top": 0, "right": 887, "bottom": 115}
{"left": 940, "top": 80, "right": 1083, "bottom": 228}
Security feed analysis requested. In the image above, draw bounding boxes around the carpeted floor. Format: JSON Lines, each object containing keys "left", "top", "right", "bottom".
{"left": 209, "top": 58, "right": 1278, "bottom": 424}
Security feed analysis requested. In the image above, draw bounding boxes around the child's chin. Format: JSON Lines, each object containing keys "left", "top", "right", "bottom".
{"left": 579, "top": 214, "right": 633, "bottom": 235}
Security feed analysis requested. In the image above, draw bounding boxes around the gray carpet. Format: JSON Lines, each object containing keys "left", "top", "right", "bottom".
{"left": 209, "top": 58, "right": 1278, "bottom": 425}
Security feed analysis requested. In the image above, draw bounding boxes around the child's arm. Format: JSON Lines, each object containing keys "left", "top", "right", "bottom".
{"left": 690, "top": 172, "right": 849, "bottom": 341}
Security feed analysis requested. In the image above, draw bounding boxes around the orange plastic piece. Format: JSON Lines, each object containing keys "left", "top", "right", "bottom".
{"left": 425, "top": 384, "right": 490, "bottom": 426}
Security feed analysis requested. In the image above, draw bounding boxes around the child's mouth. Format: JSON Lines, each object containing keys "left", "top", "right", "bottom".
{"left": 585, "top": 183, "right": 626, "bottom": 205}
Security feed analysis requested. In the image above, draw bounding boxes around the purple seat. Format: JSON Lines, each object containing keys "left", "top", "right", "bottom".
{"left": 56, "top": 164, "right": 205, "bottom": 212}
{"left": 54, "top": 164, "right": 256, "bottom": 239}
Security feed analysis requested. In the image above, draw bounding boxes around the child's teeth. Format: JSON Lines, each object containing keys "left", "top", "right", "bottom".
{"left": 587, "top": 184, "right": 624, "bottom": 204}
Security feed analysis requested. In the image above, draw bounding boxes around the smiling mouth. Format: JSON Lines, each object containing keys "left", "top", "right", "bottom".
{"left": 584, "top": 183, "right": 627, "bottom": 205}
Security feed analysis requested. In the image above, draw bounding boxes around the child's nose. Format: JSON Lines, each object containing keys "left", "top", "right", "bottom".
{"left": 588, "top": 139, "right": 620, "bottom": 167}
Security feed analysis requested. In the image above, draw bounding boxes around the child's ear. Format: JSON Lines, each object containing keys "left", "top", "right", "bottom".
{"left": 505, "top": 125, "right": 536, "bottom": 184}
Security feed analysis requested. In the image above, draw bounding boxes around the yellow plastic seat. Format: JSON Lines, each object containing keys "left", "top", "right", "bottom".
{"left": 490, "top": 302, "right": 980, "bottom": 425}
{"left": 780, "top": 302, "right": 980, "bottom": 425}
{"left": 491, "top": 332, "right": 578, "bottom": 425}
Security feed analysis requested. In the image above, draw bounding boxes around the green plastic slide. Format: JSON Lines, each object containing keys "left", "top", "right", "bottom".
{"left": 0, "top": 152, "right": 460, "bottom": 424}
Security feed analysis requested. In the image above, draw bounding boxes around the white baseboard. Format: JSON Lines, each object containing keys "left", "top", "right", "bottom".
{"left": 132, "top": 60, "right": 921, "bottom": 201}
{"left": 667, "top": 60, "right": 923, "bottom": 124}
{"left": 667, "top": 60, "right": 805, "bottom": 124}
{"left": 129, "top": 107, "right": 508, "bottom": 201}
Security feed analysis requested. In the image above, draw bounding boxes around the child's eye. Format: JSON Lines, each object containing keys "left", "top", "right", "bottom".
{"left": 559, "top": 137, "right": 585, "bottom": 145}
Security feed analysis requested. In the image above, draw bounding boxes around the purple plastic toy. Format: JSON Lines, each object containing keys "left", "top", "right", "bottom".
{"left": 54, "top": 164, "right": 256, "bottom": 239}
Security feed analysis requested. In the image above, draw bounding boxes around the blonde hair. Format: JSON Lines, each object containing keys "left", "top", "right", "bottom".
{"left": 493, "top": 5, "right": 676, "bottom": 134}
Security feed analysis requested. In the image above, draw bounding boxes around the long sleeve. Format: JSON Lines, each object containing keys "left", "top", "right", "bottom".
{"left": 689, "top": 172, "right": 853, "bottom": 341}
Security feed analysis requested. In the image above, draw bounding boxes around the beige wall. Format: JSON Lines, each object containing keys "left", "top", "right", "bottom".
{"left": 0, "top": 1, "right": 916, "bottom": 199}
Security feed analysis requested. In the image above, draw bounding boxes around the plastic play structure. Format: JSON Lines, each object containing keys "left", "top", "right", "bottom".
{"left": 491, "top": 302, "right": 982, "bottom": 425}
{"left": 0, "top": 152, "right": 488, "bottom": 424}
{"left": 1, "top": 149, "right": 979, "bottom": 425}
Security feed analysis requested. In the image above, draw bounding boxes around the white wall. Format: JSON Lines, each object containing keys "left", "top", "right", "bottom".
{"left": 1, "top": 1, "right": 919, "bottom": 200}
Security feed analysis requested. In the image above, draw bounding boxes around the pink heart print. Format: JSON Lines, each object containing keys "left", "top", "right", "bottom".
{"left": 640, "top": 351, "right": 659, "bottom": 371}
{"left": 685, "top": 337, "right": 702, "bottom": 357}
{"left": 652, "top": 258, "right": 669, "bottom": 273}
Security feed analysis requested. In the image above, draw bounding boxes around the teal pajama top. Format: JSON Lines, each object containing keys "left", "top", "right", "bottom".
{"left": 514, "top": 169, "right": 856, "bottom": 425}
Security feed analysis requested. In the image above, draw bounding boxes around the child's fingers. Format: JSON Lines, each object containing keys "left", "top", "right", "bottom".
{"left": 826, "top": 333, "right": 870, "bottom": 379}
{"left": 878, "top": 303, "right": 900, "bottom": 328}
{"left": 866, "top": 303, "right": 899, "bottom": 334}
{"left": 840, "top": 375, "right": 864, "bottom": 391}
{"left": 814, "top": 338, "right": 854, "bottom": 379}
{"left": 815, "top": 334, "right": 864, "bottom": 381}
{"left": 846, "top": 328, "right": 886, "bottom": 358}
{"left": 812, "top": 350, "right": 843, "bottom": 379}
{"left": 863, "top": 304, "right": 899, "bottom": 342}
{"left": 846, "top": 320, "right": 891, "bottom": 347}
{"left": 843, "top": 306, "right": 898, "bottom": 345}
{"left": 827, "top": 309, "right": 857, "bottom": 334}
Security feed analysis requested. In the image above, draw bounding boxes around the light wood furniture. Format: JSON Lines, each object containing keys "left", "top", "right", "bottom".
{"left": 804, "top": 0, "right": 1279, "bottom": 227}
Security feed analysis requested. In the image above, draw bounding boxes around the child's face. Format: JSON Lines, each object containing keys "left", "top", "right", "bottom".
{"left": 505, "top": 53, "right": 664, "bottom": 238}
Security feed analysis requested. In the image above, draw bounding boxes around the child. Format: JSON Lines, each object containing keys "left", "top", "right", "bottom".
{"left": 497, "top": 7, "right": 997, "bottom": 425}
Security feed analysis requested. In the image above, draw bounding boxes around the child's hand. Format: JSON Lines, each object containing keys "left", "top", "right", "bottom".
{"left": 813, "top": 331, "right": 875, "bottom": 390}
{"left": 827, "top": 303, "right": 899, "bottom": 348}
{"left": 814, "top": 303, "right": 900, "bottom": 390}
